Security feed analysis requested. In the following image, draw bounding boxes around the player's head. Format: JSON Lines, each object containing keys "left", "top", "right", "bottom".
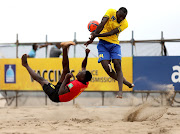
{"left": 55, "top": 43, "right": 61, "bottom": 49}
{"left": 32, "top": 43, "right": 38, "bottom": 51}
{"left": 116, "top": 7, "right": 128, "bottom": 23}
{"left": 76, "top": 70, "right": 92, "bottom": 83}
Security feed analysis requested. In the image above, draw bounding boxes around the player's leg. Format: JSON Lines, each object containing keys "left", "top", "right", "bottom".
{"left": 110, "top": 43, "right": 124, "bottom": 98}
{"left": 21, "top": 54, "right": 49, "bottom": 87}
{"left": 54, "top": 41, "right": 75, "bottom": 88}
{"left": 22, "top": 54, "right": 60, "bottom": 102}
{"left": 101, "top": 60, "right": 134, "bottom": 88}
{"left": 112, "top": 59, "right": 123, "bottom": 98}
{"left": 58, "top": 42, "right": 74, "bottom": 83}
{"left": 54, "top": 42, "right": 76, "bottom": 96}
{"left": 100, "top": 60, "right": 117, "bottom": 79}
{"left": 123, "top": 77, "right": 134, "bottom": 88}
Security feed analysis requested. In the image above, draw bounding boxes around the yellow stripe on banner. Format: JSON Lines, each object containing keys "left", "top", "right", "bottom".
{"left": 0, "top": 57, "right": 132, "bottom": 91}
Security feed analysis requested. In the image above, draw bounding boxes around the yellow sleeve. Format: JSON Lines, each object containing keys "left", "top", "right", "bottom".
{"left": 104, "top": 8, "right": 114, "bottom": 18}
{"left": 118, "top": 19, "right": 128, "bottom": 32}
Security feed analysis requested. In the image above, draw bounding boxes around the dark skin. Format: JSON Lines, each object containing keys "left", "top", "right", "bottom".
{"left": 84, "top": 9, "right": 132, "bottom": 98}
{"left": 22, "top": 41, "right": 75, "bottom": 92}
{"left": 84, "top": 10, "right": 126, "bottom": 46}
{"left": 58, "top": 48, "right": 90, "bottom": 95}
{"left": 21, "top": 41, "right": 90, "bottom": 96}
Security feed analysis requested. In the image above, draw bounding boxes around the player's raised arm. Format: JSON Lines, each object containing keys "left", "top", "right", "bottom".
{"left": 82, "top": 48, "right": 90, "bottom": 70}
{"left": 39, "top": 43, "right": 49, "bottom": 48}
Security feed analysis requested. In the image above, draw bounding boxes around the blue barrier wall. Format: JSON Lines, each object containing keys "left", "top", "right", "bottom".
{"left": 133, "top": 56, "right": 180, "bottom": 91}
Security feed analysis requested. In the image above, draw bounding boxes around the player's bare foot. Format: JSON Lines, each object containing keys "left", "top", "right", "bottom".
{"left": 21, "top": 54, "right": 28, "bottom": 67}
{"left": 61, "top": 41, "right": 76, "bottom": 48}
{"left": 116, "top": 91, "right": 123, "bottom": 99}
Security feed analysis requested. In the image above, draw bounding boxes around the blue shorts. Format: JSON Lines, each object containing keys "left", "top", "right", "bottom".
{"left": 97, "top": 40, "right": 121, "bottom": 63}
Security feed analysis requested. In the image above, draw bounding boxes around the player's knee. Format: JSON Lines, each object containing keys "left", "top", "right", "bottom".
{"left": 113, "top": 62, "right": 122, "bottom": 72}
{"left": 104, "top": 65, "right": 113, "bottom": 74}
{"left": 37, "top": 77, "right": 48, "bottom": 85}
{"left": 37, "top": 76, "right": 45, "bottom": 81}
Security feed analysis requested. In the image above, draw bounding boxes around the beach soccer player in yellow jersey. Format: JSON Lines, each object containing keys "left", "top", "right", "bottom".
{"left": 85, "top": 7, "right": 134, "bottom": 98}
{"left": 22, "top": 41, "right": 92, "bottom": 102}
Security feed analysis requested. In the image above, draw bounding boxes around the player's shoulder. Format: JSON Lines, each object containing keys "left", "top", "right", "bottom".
{"left": 107, "top": 8, "right": 116, "bottom": 13}
{"left": 86, "top": 82, "right": 89, "bottom": 86}
{"left": 69, "top": 80, "right": 81, "bottom": 86}
{"left": 122, "top": 19, "right": 128, "bottom": 26}
{"left": 104, "top": 9, "right": 116, "bottom": 18}
{"left": 28, "top": 49, "right": 35, "bottom": 56}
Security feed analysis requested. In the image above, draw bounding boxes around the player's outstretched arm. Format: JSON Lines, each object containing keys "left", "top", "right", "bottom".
{"left": 84, "top": 17, "right": 108, "bottom": 46}
{"left": 93, "top": 28, "right": 119, "bottom": 38}
{"left": 82, "top": 48, "right": 90, "bottom": 70}
{"left": 58, "top": 73, "right": 73, "bottom": 95}
{"left": 39, "top": 43, "right": 49, "bottom": 48}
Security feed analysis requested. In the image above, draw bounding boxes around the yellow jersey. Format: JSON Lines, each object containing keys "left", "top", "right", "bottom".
{"left": 98, "top": 8, "right": 128, "bottom": 44}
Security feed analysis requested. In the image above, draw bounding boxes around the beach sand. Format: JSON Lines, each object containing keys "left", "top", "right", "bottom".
{"left": 0, "top": 102, "right": 180, "bottom": 134}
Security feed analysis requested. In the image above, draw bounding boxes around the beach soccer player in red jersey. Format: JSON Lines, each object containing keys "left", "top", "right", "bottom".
{"left": 21, "top": 41, "right": 92, "bottom": 102}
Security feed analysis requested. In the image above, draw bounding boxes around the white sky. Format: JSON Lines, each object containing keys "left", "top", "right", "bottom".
{"left": 0, "top": 0, "right": 180, "bottom": 55}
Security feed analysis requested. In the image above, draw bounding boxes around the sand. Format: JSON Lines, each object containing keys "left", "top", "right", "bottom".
{"left": 0, "top": 104, "right": 180, "bottom": 134}
{"left": 0, "top": 88, "right": 180, "bottom": 134}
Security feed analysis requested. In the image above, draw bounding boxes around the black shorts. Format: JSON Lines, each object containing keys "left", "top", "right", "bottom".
{"left": 43, "top": 82, "right": 62, "bottom": 103}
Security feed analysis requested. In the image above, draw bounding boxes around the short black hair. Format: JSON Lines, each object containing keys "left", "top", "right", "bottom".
{"left": 85, "top": 71, "right": 92, "bottom": 82}
{"left": 119, "top": 7, "right": 128, "bottom": 14}
{"left": 32, "top": 43, "right": 37, "bottom": 50}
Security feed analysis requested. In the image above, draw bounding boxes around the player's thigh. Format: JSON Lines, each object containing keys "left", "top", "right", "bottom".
{"left": 97, "top": 42, "right": 111, "bottom": 63}
{"left": 38, "top": 76, "right": 49, "bottom": 86}
{"left": 112, "top": 59, "right": 122, "bottom": 72}
{"left": 59, "top": 69, "right": 70, "bottom": 83}
{"left": 110, "top": 44, "right": 121, "bottom": 61}
{"left": 100, "top": 60, "right": 112, "bottom": 72}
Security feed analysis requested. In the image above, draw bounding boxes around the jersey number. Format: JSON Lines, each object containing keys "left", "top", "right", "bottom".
{"left": 99, "top": 54, "right": 104, "bottom": 58}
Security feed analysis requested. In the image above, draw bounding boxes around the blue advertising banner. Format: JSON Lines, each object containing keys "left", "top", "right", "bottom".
{"left": 133, "top": 56, "right": 180, "bottom": 91}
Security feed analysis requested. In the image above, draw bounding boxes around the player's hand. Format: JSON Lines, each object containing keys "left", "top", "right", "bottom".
{"left": 84, "top": 39, "right": 94, "bottom": 47}
{"left": 90, "top": 32, "right": 96, "bottom": 38}
{"left": 85, "top": 48, "right": 90, "bottom": 54}
{"left": 84, "top": 32, "right": 96, "bottom": 47}
{"left": 65, "top": 73, "right": 73, "bottom": 79}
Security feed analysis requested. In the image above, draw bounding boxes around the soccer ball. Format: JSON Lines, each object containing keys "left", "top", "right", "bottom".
{"left": 87, "top": 20, "right": 99, "bottom": 32}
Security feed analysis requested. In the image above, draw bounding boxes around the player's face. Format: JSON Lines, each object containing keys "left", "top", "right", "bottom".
{"left": 34, "top": 45, "right": 38, "bottom": 51}
{"left": 76, "top": 70, "right": 86, "bottom": 82}
{"left": 116, "top": 10, "right": 126, "bottom": 23}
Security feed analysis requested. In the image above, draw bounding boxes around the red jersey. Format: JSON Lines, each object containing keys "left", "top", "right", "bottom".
{"left": 59, "top": 80, "right": 89, "bottom": 102}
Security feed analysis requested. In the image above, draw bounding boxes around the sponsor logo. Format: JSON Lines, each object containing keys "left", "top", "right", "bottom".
{"left": 5, "top": 64, "right": 16, "bottom": 83}
{"left": 171, "top": 65, "right": 180, "bottom": 83}
{"left": 68, "top": 83, "right": 74, "bottom": 89}
{"left": 111, "top": 16, "right": 116, "bottom": 21}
